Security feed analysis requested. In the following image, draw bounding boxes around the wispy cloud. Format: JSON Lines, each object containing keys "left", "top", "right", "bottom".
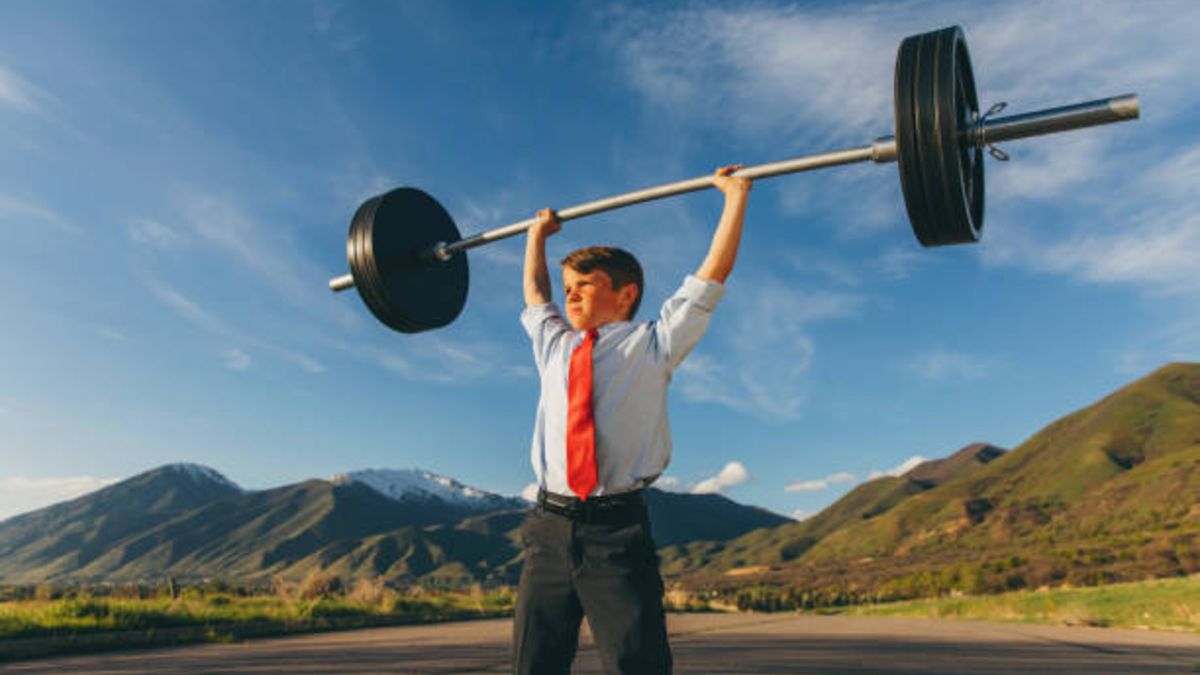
{"left": 676, "top": 278, "right": 862, "bottom": 420}
{"left": 784, "top": 245, "right": 929, "bottom": 286}
{"left": 690, "top": 461, "right": 749, "bottom": 495}
{"left": 222, "top": 348, "right": 252, "bottom": 371}
{"left": 902, "top": 350, "right": 996, "bottom": 383}
{"left": 785, "top": 471, "right": 856, "bottom": 493}
{"left": 310, "top": 1, "right": 365, "bottom": 53}
{"left": 868, "top": 455, "right": 928, "bottom": 480}
{"left": 344, "top": 333, "right": 531, "bottom": 384}
{"left": 0, "top": 475, "right": 119, "bottom": 522}
{"left": 127, "top": 219, "right": 188, "bottom": 250}
{"left": 148, "top": 281, "right": 325, "bottom": 374}
{"left": 0, "top": 65, "right": 44, "bottom": 113}
{"left": 177, "top": 192, "right": 321, "bottom": 309}
{"left": 0, "top": 194, "right": 81, "bottom": 235}
{"left": 99, "top": 326, "right": 127, "bottom": 342}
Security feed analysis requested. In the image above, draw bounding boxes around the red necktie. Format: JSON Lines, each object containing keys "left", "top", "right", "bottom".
{"left": 567, "top": 328, "right": 599, "bottom": 501}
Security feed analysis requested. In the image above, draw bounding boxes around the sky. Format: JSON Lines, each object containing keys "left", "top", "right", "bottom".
{"left": 2, "top": 0, "right": 1198, "bottom": 522}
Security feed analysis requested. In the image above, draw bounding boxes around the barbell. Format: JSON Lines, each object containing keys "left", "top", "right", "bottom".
{"left": 327, "top": 25, "right": 1139, "bottom": 333}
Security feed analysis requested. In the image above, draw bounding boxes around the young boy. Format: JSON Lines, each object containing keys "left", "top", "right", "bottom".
{"left": 514, "top": 165, "right": 751, "bottom": 675}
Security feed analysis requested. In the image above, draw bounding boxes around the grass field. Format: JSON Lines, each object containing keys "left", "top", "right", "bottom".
{"left": 4, "top": 574, "right": 1196, "bottom": 660}
{"left": 0, "top": 576, "right": 513, "bottom": 660}
{"left": 844, "top": 574, "right": 1200, "bottom": 632}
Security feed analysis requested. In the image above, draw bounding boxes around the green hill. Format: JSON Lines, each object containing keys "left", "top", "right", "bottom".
{"left": 660, "top": 443, "right": 1004, "bottom": 576}
{"left": 673, "top": 363, "right": 1200, "bottom": 601}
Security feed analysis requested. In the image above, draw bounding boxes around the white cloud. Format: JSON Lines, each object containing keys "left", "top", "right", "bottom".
{"left": 520, "top": 482, "right": 539, "bottom": 503}
{"left": 345, "top": 334, "right": 528, "bottom": 384}
{"left": 222, "top": 348, "right": 252, "bottom": 371}
{"left": 0, "top": 194, "right": 81, "bottom": 235}
{"left": 790, "top": 509, "right": 811, "bottom": 522}
{"left": 785, "top": 471, "right": 857, "bottom": 493}
{"left": 868, "top": 455, "right": 929, "bottom": 480}
{"left": 902, "top": 350, "right": 995, "bottom": 382}
{"left": 173, "top": 191, "right": 334, "bottom": 315}
{"left": 127, "top": 219, "right": 188, "bottom": 250}
{"left": 0, "top": 475, "right": 119, "bottom": 521}
{"left": 654, "top": 475, "right": 685, "bottom": 492}
{"left": 0, "top": 65, "right": 43, "bottom": 113}
{"left": 148, "top": 281, "right": 325, "bottom": 374}
{"left": 690, "top": 461, "right": 749, "bottom": 495}
{"left": 606, "top": 0, "right": 1200, "bottom": 297}
{"left": 676, "top": 278, "right": 862, "bottom": 421}
{"left": 607, "top": 1, "right": 1198, "bottom": 148}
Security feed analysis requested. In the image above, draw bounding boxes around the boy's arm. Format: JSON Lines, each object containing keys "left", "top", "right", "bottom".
{"left": 696, "top": 165, "right": 752, "bottom": 284}
{"left": 524, "top": 208, "right": 562, "bottom": 306}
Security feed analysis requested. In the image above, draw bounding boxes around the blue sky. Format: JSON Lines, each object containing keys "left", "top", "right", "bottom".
{"left": 2, "top": 0, "right": 1198, "bottom": 521}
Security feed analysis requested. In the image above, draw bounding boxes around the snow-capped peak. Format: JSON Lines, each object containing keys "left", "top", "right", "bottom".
{"left": 332, "top": 468, "right": 506, "bottom": 506}
{"left": 163, "top": 463, "right": 242, "bottom": 491}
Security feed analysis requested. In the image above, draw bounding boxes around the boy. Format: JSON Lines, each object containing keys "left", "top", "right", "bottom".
{"left": 516, "top": 165, "right": 751, "bottom": 675}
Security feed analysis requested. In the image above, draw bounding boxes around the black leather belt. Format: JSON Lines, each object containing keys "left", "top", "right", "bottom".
{"left": 536, "top": 488, "right": 646, "bottom": 524}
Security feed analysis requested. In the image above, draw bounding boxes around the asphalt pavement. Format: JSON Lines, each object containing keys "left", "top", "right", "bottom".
{"left": 3, "top": 613, "right": 1198, "bottom": 674}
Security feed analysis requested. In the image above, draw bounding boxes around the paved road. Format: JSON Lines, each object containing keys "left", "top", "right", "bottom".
{"left": 4, "top": 614, "right": 1198, "bottom": 674}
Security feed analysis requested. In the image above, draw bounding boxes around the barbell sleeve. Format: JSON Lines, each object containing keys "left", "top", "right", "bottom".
{"left": 328, "top": 93, "right": 1138, "bottom": 292}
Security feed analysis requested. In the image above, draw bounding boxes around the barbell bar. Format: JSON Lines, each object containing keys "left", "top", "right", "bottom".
{"left": 327, "top": 26, "right": 1140, "bottom": 333}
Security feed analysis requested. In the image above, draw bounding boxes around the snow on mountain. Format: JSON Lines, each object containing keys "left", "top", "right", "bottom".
{"left": 163, "top": 463, "right": 242, "bottom": 491}
{"left": 332, "top": 468, "right": 519, "bottom": 508}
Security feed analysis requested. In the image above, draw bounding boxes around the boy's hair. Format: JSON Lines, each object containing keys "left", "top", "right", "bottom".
{"left": 561, "top": 246, "right": 644, "bottom": 319}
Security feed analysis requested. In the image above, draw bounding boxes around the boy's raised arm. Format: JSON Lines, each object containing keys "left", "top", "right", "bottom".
{"left": 524, "top": 208, "right": 562, "bottom": 307}
{"left": 696, "top": 165, "right": 752, "bottom": 284}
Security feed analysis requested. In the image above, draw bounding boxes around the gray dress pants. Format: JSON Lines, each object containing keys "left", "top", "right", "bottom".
{"left": 512, "top": 502, "right": 671, "bottom": 675}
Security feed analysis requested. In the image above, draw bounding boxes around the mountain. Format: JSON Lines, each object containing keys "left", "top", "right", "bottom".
{"left": 0, "top": 464, "right": 787, "bottom": 586}
{"left": 645, "top": 489, "right": 791, "bottom": 547}
{"left": 670, "top": 363, "right": 1200, "bottom": 598}
{"left": 332, "top": 468, "right": 526, "bottom": 512}
{"left": 0, "top": 464, "right": 242, "bottom": 581}
{"left": 659, "top": 443, "right": 1005, "bottom": 576}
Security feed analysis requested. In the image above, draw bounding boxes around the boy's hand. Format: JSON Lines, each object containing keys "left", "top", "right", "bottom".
{"left": 712, "top": 164, "right": 752, "bottom": 197}
{"left": 525, "top": 208, "right": 559, "bottom": 307}
{"left": 696, "top": 165, "right": 752, "bottom": 284}
{"left": 530, "top": 208, "right": 562, "bottom": 240}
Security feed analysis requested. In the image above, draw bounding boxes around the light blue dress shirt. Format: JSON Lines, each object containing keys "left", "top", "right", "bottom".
{"left": 520, "top": 274, "right": 726, "bottom": 498}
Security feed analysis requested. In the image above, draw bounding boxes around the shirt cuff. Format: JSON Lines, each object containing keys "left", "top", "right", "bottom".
{"left": 520, "top": 302, "right": 564, "bottom": 336}
{"left": 680, "top": 274, "right": 726, "bottom": 312}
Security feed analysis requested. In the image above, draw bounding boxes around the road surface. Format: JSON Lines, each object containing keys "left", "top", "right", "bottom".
{"left": 4, "top": 613, "right": 1198, "bottom": 673}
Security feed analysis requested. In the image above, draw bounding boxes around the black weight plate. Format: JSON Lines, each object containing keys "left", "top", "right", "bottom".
{"left": 930, "top": 26, "right": 983, "bottom": 244}
{"left": 915, "top": 30, "right": 949, "bottom": 244}
{"left": 351, "top": 187, "right": 468, "bottom": 333}
{"left": 348, "top": 195, "right": 405, "bottom": 331}
{"left": 896, "top": 25, "right": 984, "bottom": 247}
{"left": 895, "top": 32, "right": 936, "bottom": 246}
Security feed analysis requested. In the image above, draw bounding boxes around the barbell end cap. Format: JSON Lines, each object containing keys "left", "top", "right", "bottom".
{"left": 430, "top": 242, "right": 453, "bottom": 263}
{"left": 329, "top": 273, "right": 355, "bottom": 293}
{"left": 1109, "top": 93, "right": 1140, "bottom": 120}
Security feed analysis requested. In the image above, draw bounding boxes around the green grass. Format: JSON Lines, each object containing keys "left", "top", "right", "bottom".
{"left": 844, "top": 574, "right": 1200, "bottom": 632}
{"left": 0, "top": 582, "right": 516, "bottom": 660}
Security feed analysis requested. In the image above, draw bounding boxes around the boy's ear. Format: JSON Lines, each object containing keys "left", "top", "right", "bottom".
{"left": 617, "top": 283, "right": 639, "bottom": 313}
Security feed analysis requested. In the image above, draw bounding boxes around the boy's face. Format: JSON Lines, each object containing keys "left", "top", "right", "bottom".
{"left": 562, "top": 266, "right": 638, "bottom": 331}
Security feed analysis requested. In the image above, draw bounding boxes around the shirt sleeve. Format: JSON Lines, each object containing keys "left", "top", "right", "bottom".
{"left": 520, "top": 303, "right": 571, "bottom": 373}
{"left": 654, "top": 274, "right": 726, "bottom": 371}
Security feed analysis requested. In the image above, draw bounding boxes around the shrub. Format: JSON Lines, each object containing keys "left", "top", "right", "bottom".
{"left": 298, "top": 571, "right": 342, "bottom": 601}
